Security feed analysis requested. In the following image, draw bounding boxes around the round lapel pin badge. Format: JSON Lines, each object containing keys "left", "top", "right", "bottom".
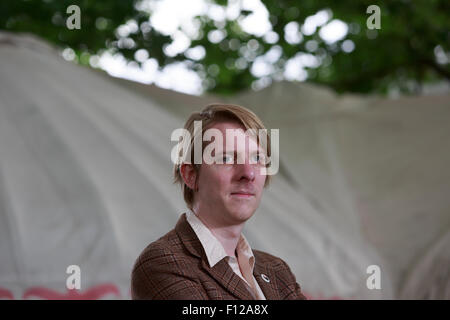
{"left": 261, "top": 273, "right": 270, "bottom": 283}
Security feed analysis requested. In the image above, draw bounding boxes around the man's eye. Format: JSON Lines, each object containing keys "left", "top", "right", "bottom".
{"left": 222, "top": 155, "right": 233, "bottom": 164}
{"left": 251, "top": 154, "right": 266, "bottom": 164}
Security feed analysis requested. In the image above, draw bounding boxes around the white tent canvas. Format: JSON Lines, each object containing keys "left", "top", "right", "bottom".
{"left": 0, "top": 31, "right": 449, "bottom": 299}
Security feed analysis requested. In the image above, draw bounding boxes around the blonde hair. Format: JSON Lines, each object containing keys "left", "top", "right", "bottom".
{"left": 173, "top": 103, "right": 272, "bottom": 209}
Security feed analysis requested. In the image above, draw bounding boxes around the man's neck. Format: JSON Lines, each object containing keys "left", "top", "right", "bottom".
{"left": 192, "top": 208, "right": 244, "bottom": 258}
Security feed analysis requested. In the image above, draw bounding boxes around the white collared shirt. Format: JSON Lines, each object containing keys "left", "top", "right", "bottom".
{"left": 186, "top": 210, "right": 266, "bottom": 300}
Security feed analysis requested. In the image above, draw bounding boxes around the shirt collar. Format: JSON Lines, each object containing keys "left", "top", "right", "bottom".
{"left": 185, "top": 209, "right": 255, "bottom": 268}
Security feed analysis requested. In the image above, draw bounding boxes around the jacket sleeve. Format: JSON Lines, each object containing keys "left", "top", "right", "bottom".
{"left": 277, "top": 259, "right": 307, "bottom": 300}
{"left": 131, "top": 245, "right": 208, "bottom": 300}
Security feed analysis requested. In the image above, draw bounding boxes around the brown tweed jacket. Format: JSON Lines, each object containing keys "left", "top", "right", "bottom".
{"left": 131, "top": 213, "right": 306, "bottom": 300}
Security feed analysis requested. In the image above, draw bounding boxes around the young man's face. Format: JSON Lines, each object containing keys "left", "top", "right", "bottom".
{"left": 193, "top": 121, "right": 267, "bottom": 226}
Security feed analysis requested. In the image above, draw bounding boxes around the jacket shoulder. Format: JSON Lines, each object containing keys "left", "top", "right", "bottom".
{"left": 132, "top": 226, "right": 195, "bottom": 278}
{"left": 131, "top": 228, "right": 204, "bottom": 299}
{"left": 135, "top": 228, "right": 181, "bottom": 262}
{"left": 253, "top": 249, "right": 287, "bottom": 266}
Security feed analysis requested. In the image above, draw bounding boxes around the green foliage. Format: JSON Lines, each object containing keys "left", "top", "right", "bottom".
{"left": 0, "top": 0, "right": 170, "bottom": 66}
{"left": 1, "top": 0, "right": 449, "bottom": 95}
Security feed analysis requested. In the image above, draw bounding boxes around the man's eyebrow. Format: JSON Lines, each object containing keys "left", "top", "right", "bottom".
{"left": 219, "top": 147, "right": 265, "bottom": 153}
{"left": 217, "top": 147, "right": 265, "bottom": 155}
{"left": 215, "top": 150, "right": 234, "bottom": 155}
{"left": 225, "top": 150, "right": 266, "bottom": 156}
{"left": 251, "top": 148, "right": 268, "bottom": 155}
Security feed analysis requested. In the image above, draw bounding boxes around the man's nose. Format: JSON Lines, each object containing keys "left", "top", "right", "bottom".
{"left": 236, "top": 162, "right": 255, "bottom": 181}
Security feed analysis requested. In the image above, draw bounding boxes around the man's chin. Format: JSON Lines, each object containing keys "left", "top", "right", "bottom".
{"left": 226, "top": 205, "right": 256, "bottom": 222}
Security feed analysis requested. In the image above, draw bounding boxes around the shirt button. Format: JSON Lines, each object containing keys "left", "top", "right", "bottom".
{"left": 261, "top": 273, "right": 270, "bottom": 282}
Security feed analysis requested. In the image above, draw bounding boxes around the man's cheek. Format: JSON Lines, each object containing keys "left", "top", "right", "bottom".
{"left": 257, "top": 175, "right": 267, "bottom": 188}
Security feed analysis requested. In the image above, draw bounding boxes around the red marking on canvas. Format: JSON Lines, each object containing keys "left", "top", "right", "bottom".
{"left": 22, "top": 283, "right": 120, "bottom": 300}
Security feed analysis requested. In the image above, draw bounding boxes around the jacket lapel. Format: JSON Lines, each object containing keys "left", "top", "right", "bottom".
{"left": 201, "top": 259, "right": 255, "bottom": 300}
{"left": 175, "top": 213, "right": 255, "bottom": 300}
{"left": 254, "top": 258, "right": 281, "bottom": 300}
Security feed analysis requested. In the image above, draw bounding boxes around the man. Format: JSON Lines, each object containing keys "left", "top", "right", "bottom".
{"left": 131, "top": 103, "right": 306, "bottom": 300}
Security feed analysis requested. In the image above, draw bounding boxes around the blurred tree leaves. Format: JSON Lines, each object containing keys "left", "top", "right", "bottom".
{"left": 1, "top": 0, "right": 449, "bottom": 95}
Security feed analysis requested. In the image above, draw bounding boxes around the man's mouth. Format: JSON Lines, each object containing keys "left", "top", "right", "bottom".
{"left": 230, "top": 192, "right": 255, "bottom": 198}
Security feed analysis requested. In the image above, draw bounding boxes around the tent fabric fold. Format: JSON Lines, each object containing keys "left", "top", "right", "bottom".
{"left": 0, "top": 31, "right": 449, "bottom": 299}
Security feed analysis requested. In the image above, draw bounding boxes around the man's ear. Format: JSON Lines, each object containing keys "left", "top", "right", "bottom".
{"left": 180, "top": 163, "right": 197, "bottom": 190}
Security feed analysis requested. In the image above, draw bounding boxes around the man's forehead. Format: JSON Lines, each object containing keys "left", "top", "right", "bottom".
{"left": 209, "top": 121, "right": 256, "bottom": 137}
{"left": 204, "top": 120, "right": 265, "bottom": 151}
{"left": 208, "top": 120, "right": 245, "bottom": 131}
{"left": 215, "top": 131, "right": 262, "bottom": 152}
{"left": 224, "top": 130, "right": 259, "bottom": 145}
